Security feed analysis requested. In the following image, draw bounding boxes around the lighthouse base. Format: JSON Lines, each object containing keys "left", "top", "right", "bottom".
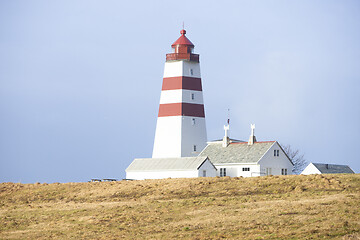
{"left": 152, "top": 116, "right": 207, "bottom": 158}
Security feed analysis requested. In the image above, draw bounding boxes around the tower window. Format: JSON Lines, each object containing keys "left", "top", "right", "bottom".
{"left": 192, "top": 118, "right": 196, "bottom": 125}
{"left": 190, "top": 69, "right": 194, "bottom": 75}
{"left": 220, "top": 168, "right": 226, "bottom": 177}
{"left": 191, "top": 93, "right": 195, "bottom": 100}
{"left": 193, "top": 145, "right": 197, "bottom": 152}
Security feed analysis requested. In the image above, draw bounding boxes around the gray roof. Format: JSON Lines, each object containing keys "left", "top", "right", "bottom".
{"left": 211, "top": 138, "right": 245, "bottom": 143}
{"left": 199, "top": 141, "right": 275, "bottom": 164}
{"left": 126, "top": 156, "right": 213, "bottom": 172}
{"left": 312, "top": 163, "right": 355, "bottom": 174}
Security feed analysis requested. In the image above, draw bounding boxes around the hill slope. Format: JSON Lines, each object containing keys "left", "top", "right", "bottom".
{"left": 1, "top": 174, "right": 359, "bottom": 239}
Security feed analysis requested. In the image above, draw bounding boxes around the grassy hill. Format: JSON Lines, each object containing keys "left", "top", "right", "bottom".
{"left": 1, "top": 174, "right": 359, "bottom": 239}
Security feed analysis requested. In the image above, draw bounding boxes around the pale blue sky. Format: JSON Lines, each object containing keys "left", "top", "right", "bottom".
{"left": 1, "top": 0, "right": 359, "bottom": 183}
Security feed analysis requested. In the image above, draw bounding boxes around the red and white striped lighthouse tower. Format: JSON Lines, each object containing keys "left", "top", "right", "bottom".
{"left": 152, "top": 29, "right": 207, "bottom": 158}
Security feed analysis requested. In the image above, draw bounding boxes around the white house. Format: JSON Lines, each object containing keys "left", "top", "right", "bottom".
{"left": 301, "top": 163, "right": 355, "bottom": 175}
{"left": 199, "top": 138, "right": 293, "bottom": 177}
{"left": 126, "top": 156, "right": 217, "bottom": 180}
{"left": 197, "top": 123, "right": 293, "bottom": 177}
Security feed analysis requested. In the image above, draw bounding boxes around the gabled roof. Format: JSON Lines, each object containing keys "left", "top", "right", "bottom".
{"left": 126, "top": 156, "right": 214, "bottom": 172}
{"left": 199, "top": 141, "right": 276, "bottom": 164}
{"left": 311, "top": 163, "right": 355, "bottom": 174}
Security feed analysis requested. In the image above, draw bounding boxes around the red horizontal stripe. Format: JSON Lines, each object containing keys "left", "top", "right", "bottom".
{"left": 162, "top": 76, "right": 202, "bottom": 91}
{"left": 158, "top": 103, "right": 182, "bottom": 117}
{"left": 158, "top": 103, "right": 205, "bottom": 118}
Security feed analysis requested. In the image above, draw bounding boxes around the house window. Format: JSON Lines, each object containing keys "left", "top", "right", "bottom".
{"left": 281, "top": 168, "right": 288, "bottom": 175}
{"left": 203, "top": 170, "right": 206, "bottom": 177}
{"left": 242, "top": 167, "right": 250, "bottom": 171}
{"left": 192, "top": 118, "right": 196, "bottom": 125}
{"left": 190, "top": 69, "right": 194, "bottom": 75}
{"left": 193, "top": 145, "right": 197, "bottom": 152}
{"left": 220, "top": 168, "right": 226, "bottom": 177}
{"left": 266, "top": 168, "right": 272, "bottom": 176}
{"left": 274, "top": 150, "right": 279, "bottom": 156}
{"left": 191, "top": 93, "right": 195, "bottom": 100}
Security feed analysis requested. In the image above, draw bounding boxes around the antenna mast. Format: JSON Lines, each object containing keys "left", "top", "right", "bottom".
{"left": 227, "top": 108, "right": 230, "bottom": 125}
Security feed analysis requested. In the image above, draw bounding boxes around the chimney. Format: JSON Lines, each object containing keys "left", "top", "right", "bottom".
{"left": 223, "top": 124, "right": 230, "bottom": 147}
{"left": 248, "top": 124, "right": 257, "bottom": 145}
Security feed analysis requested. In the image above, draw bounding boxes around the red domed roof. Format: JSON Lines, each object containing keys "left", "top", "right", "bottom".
{"left": 171, "top": 29, "right": 194, "bottom": 47}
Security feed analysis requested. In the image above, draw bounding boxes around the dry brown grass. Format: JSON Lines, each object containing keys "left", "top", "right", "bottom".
{"left": 0, "top": 174, "right": 359, "bottom": 239}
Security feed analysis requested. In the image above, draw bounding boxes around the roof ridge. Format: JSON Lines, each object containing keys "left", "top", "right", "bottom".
{"left": 230, "top": 141, "right": 276, "bottom": 145}
{"left": 312, "top": 162, "right": 350, "bottom": 166}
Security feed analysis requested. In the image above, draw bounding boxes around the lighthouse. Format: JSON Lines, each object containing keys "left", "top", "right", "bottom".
{"left": 152, "top": 29, "right": 207, "bottom": 158}
{"left": 126, "top": 29, "right": 295, "bottom": 180}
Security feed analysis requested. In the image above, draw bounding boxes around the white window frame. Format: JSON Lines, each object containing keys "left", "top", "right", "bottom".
{"left": 220, "top": 168, "right": 226, "bottom": 177}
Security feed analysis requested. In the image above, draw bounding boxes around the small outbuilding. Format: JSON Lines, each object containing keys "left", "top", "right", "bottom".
{"left": 126, "top": 156, "right": 217, "bottom": 180}
{"left": 301, "top": 162, "right": 355, "bottom": 175}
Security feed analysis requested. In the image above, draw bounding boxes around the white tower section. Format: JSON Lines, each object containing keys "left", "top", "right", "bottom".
{"left": 152, "top": 29, "right": 207, "bottom": 158}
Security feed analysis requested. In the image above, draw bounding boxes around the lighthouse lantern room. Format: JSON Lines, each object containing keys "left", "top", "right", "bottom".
{"left": 152, "top": 29, "right": 208, "bottom": 158}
